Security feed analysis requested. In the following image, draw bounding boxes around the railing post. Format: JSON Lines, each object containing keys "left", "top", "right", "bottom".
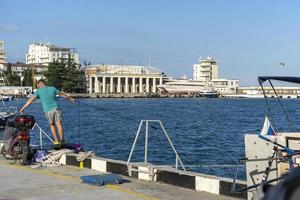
{"left": 127, "top": 120, "right": 186, "bottom": 171}
{"left": 39, "top": 129, "right": 43, "bottom": 149}
{"left": 127, "top": 120, "right": 144, "bottom": 164}
{"left": 145, "top": 121, "right": 149, "bottom": 163}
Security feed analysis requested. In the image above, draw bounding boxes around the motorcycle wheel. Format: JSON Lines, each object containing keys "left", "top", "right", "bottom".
{"left": 13, "top": 141, "right": 28, "bottom": 165}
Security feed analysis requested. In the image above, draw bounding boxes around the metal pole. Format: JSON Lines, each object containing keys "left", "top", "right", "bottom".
{"left": 268, "top": 79, "right": 296, "bottom": 132}
{"left": 39, "top": 129, "right": 43, "bottom": 149}
{"left": 260, "top": 83, "right": 278, "bottom": 132}
{"left": 145, "top": 121, "right": 149, "bottom": 163}
{"left": 127, "top": 120, "right": 143, "bottom": 164}
{"left": 159, "top": 121, "right": 186, "bottom": 171}
{"left": 175, "top": 155, "right": 178, "bottom": 170}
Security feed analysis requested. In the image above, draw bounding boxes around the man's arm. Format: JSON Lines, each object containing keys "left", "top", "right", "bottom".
{"left": 20, "top": 96, "right": 37, "bottom": 113}
{"left": 58, "top": 92, "right": 75, "bottom": 102}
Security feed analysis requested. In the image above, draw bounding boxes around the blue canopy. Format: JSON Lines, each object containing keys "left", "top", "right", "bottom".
{"left": 258, "top": 76, "right": 300, "bottom": 85}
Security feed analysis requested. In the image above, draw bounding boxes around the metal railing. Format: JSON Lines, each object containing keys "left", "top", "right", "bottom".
{"left": 31, "top": 123, "right": 54, "bottom": 149}
{"left": 0, "top": 106, "right": 18, "bottom": 117}
{"left": 127, "top": 120, "right": 186, "bottom": 171}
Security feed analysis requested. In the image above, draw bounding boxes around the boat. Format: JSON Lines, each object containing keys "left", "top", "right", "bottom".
{"left": 199, "top": 88, "right": 219, "bottom": 98}
{"left": 157, "top": 78, "right": 219, "bottom": 97}
{"left": 232, "top": 76, "right": 300, "bottom": 199}
{"left": 157, "top": 78, "right": 205, "bottom": 95}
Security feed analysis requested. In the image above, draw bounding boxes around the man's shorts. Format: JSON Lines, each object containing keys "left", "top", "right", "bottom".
{"left": 45, "top": 109, "right": 62, "bottom": 125}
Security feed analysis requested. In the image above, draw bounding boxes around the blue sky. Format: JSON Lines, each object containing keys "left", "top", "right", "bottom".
{"left": 1, "top": 0, "right": 300, "bottom": 85}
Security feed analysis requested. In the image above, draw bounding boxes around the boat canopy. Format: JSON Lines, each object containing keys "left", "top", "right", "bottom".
{"left": 258, "top": 76, "right": 300, "bottom": 85}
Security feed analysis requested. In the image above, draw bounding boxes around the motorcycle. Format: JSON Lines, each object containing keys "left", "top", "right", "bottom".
{"left": 1, "top": 114, "right": 35, "bottom": 165}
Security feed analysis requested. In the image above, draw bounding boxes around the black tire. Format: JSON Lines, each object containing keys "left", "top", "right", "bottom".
{"left": 13, "top": 141, "right": 28, "bottom": 165}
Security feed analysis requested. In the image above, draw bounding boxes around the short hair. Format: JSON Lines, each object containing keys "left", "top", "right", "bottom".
{"left": 37, "top": 79, "right": 46, "bottom": 84}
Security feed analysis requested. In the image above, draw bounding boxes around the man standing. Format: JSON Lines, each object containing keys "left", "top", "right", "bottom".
{"left": 20, "top": 80, "right": 75, "bottom": 146}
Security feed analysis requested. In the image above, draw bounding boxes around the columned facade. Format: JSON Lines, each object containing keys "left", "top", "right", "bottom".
{"left": 89, "top": 75, "right": 164, "bottom": 95}
{"left": 85, "top": 64, "right": 165, "bottom": 95}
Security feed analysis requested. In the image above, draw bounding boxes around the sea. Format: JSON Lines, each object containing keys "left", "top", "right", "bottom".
{"left": 2, "top": 98, "right": 300, "bottom": 180}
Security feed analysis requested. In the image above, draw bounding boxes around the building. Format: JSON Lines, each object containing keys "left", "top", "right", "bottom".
{"left": 0, "top": 62, "right": 46, "bottom": 86}
{"left": 84, "top": 64, "right": 165, "bottom": 95}
{"left": 236, "top": 86, "right": 300, "bottom": 98}
{"left": 26, "top": 42, "right": 80, "bottom": 66}
{"left": 193, "top": 56, "right": 218, "bottom": 82}
{"left": 158, "top": 57, "right": 239, "bottom": 96}
{"left": 0, "top": 41, "right": 7, "bottom": 64}
{"left": 211, "top": 78, "right": 239, "bottom": 94}
{"left": 1, "top": 62, "right": 47, "bottom": 76}
{"left": 193, "top": 56, "right": 239, "bottom": 95}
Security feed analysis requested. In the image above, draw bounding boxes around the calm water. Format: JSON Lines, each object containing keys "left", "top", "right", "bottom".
{"left": 4, "top": 98, "right": 300, "bottom": 180}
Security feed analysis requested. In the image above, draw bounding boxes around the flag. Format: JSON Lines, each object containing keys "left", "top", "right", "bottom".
{"left": 260, "top": 116, "right": 276, "bottom": 136}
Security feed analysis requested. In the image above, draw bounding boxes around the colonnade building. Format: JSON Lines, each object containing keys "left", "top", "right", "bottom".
{"left": 84, "top": 64, "right": 165, "bottom": 95}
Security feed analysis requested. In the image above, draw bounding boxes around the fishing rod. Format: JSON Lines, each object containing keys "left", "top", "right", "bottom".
{"left": 75, "top": 100, "right": 159, "bottom": 129}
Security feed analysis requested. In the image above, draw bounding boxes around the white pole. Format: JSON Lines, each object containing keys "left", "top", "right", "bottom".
{"left": 127, "top": 120, "right": 144, "bottom": 164}
{"left": 145, "top": 121, "right": 149, "bottom": 163}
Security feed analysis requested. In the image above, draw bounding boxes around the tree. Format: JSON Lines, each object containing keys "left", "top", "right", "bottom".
{"left": 83, "top": 60, "right": 91, "bottom": 66}
{"left": 22, "top": 68, "right": 34, "bottom": 86}
{"left": 4, "top": 63, "right": 21, "bottom": 86}
{"left": 44, "top": 61, "right": 65, "bottom": 89}
{"left": 45, "top": 60, "right": 86, "bottom": 93}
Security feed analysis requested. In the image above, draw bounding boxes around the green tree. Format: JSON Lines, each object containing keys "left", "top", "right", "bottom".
{"left": 45, "top": 60, "right": 86, "bottom": 93}
{"left": 22, "top": 68, "right": 33, "bottom": 86}
{"left": 4, "top": 63, "right": 21, "bottom": 86}
{"left": 44, "top": 61, "right": 65, "bottom": 89}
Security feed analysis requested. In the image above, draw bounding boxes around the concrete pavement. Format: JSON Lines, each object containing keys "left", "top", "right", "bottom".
{"left": 0, "top": 158, "right": 239, "bottom": 200}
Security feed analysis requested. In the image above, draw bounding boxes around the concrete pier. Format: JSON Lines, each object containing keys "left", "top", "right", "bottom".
{"left": 0, "top": 157, "right": 237, "bottom": 200}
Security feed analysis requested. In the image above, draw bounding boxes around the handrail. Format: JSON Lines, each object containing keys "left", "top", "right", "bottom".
{"left": 31, "top": 122, "right": 54, "bottom": 149}
{"left": 127, "top": 120, "right": 186, "bottom": 171}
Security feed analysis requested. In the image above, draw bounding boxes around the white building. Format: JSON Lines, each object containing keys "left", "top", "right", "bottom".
{"left": 211, "top": 78, "right": 239, "bottom": 94}
{"left": 193, "top": 56, "right": 218, "bottom": 82}
{"left": 0, "top": 63, "right": 47, "bottom": 86}
{"left": 84, "top": 64, "right": 165, "bottom": 95}
{"left": 192, "top": 56, "right": 239, "bottom": 94}
{"left": 236, "top": 87, "right": 300, "bottom": 98}
{"left": 0, "top": 41, "right": 7, "bottom": 64}
{"left": 26, "top": 42, "right": 80, "bottom": 66}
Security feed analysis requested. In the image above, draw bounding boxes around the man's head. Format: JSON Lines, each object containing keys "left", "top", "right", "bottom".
{"left": 37, "top": 79, "right": 46, "bottom": 88}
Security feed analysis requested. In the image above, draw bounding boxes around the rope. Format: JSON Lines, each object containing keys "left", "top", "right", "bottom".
{"left": 31, "top": 149, "right": 74, "bottom": 168}
{"left": 76, "top": 151, "right": 95, "bottom": 162}
{"left": 76, "top": 100, "right": 158, "bottom": 129}
{"left": 76, "top": 100, "right": 138, "bottom": 122}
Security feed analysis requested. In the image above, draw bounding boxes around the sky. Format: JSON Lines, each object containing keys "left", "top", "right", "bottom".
{"left": 1, "top": 0, "right": 300, "bottom": 86}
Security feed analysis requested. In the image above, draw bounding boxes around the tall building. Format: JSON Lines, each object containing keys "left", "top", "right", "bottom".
{"left": 193, "top": 56, "right": 218, "bottom": 82}
{"left": 192, "top": 56, "right": 239, "bottom": 94}
{"left": 84, "top": 64, "right": 165, "bottom": 95}
{"left": 0, "top": 41, "right": 7, "bottom": 64}
{"left": 26, "top": 42, "right": 80, "bottom": 66}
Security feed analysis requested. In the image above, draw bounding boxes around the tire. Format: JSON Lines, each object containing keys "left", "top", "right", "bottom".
{"left": 13, "top": 141, "right": 28, "bottom": 165}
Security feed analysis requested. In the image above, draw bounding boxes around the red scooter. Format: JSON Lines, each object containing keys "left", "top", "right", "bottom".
{"left": 1, "top": 114, "right": 35, "bottom": 165}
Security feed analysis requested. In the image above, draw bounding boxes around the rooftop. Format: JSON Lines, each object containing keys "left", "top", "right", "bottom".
{"left": 84, "top": 64, "right": 164, "bottom": 75}
{"left": 31, "top": 42, "right": 75, "bottom": 50}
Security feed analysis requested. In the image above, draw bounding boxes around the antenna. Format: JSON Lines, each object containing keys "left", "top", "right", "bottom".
{"left": 148, "top": 53, "right": 151, "bottom": 66}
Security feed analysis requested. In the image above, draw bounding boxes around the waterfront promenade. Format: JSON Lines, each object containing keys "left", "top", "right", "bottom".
{"left": 0, "top": 157, "right": 237, "bottom": 200}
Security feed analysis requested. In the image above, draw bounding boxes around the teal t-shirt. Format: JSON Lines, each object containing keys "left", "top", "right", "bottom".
{"left": 33, "top": 86, "right": 60, "bottom": 112}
